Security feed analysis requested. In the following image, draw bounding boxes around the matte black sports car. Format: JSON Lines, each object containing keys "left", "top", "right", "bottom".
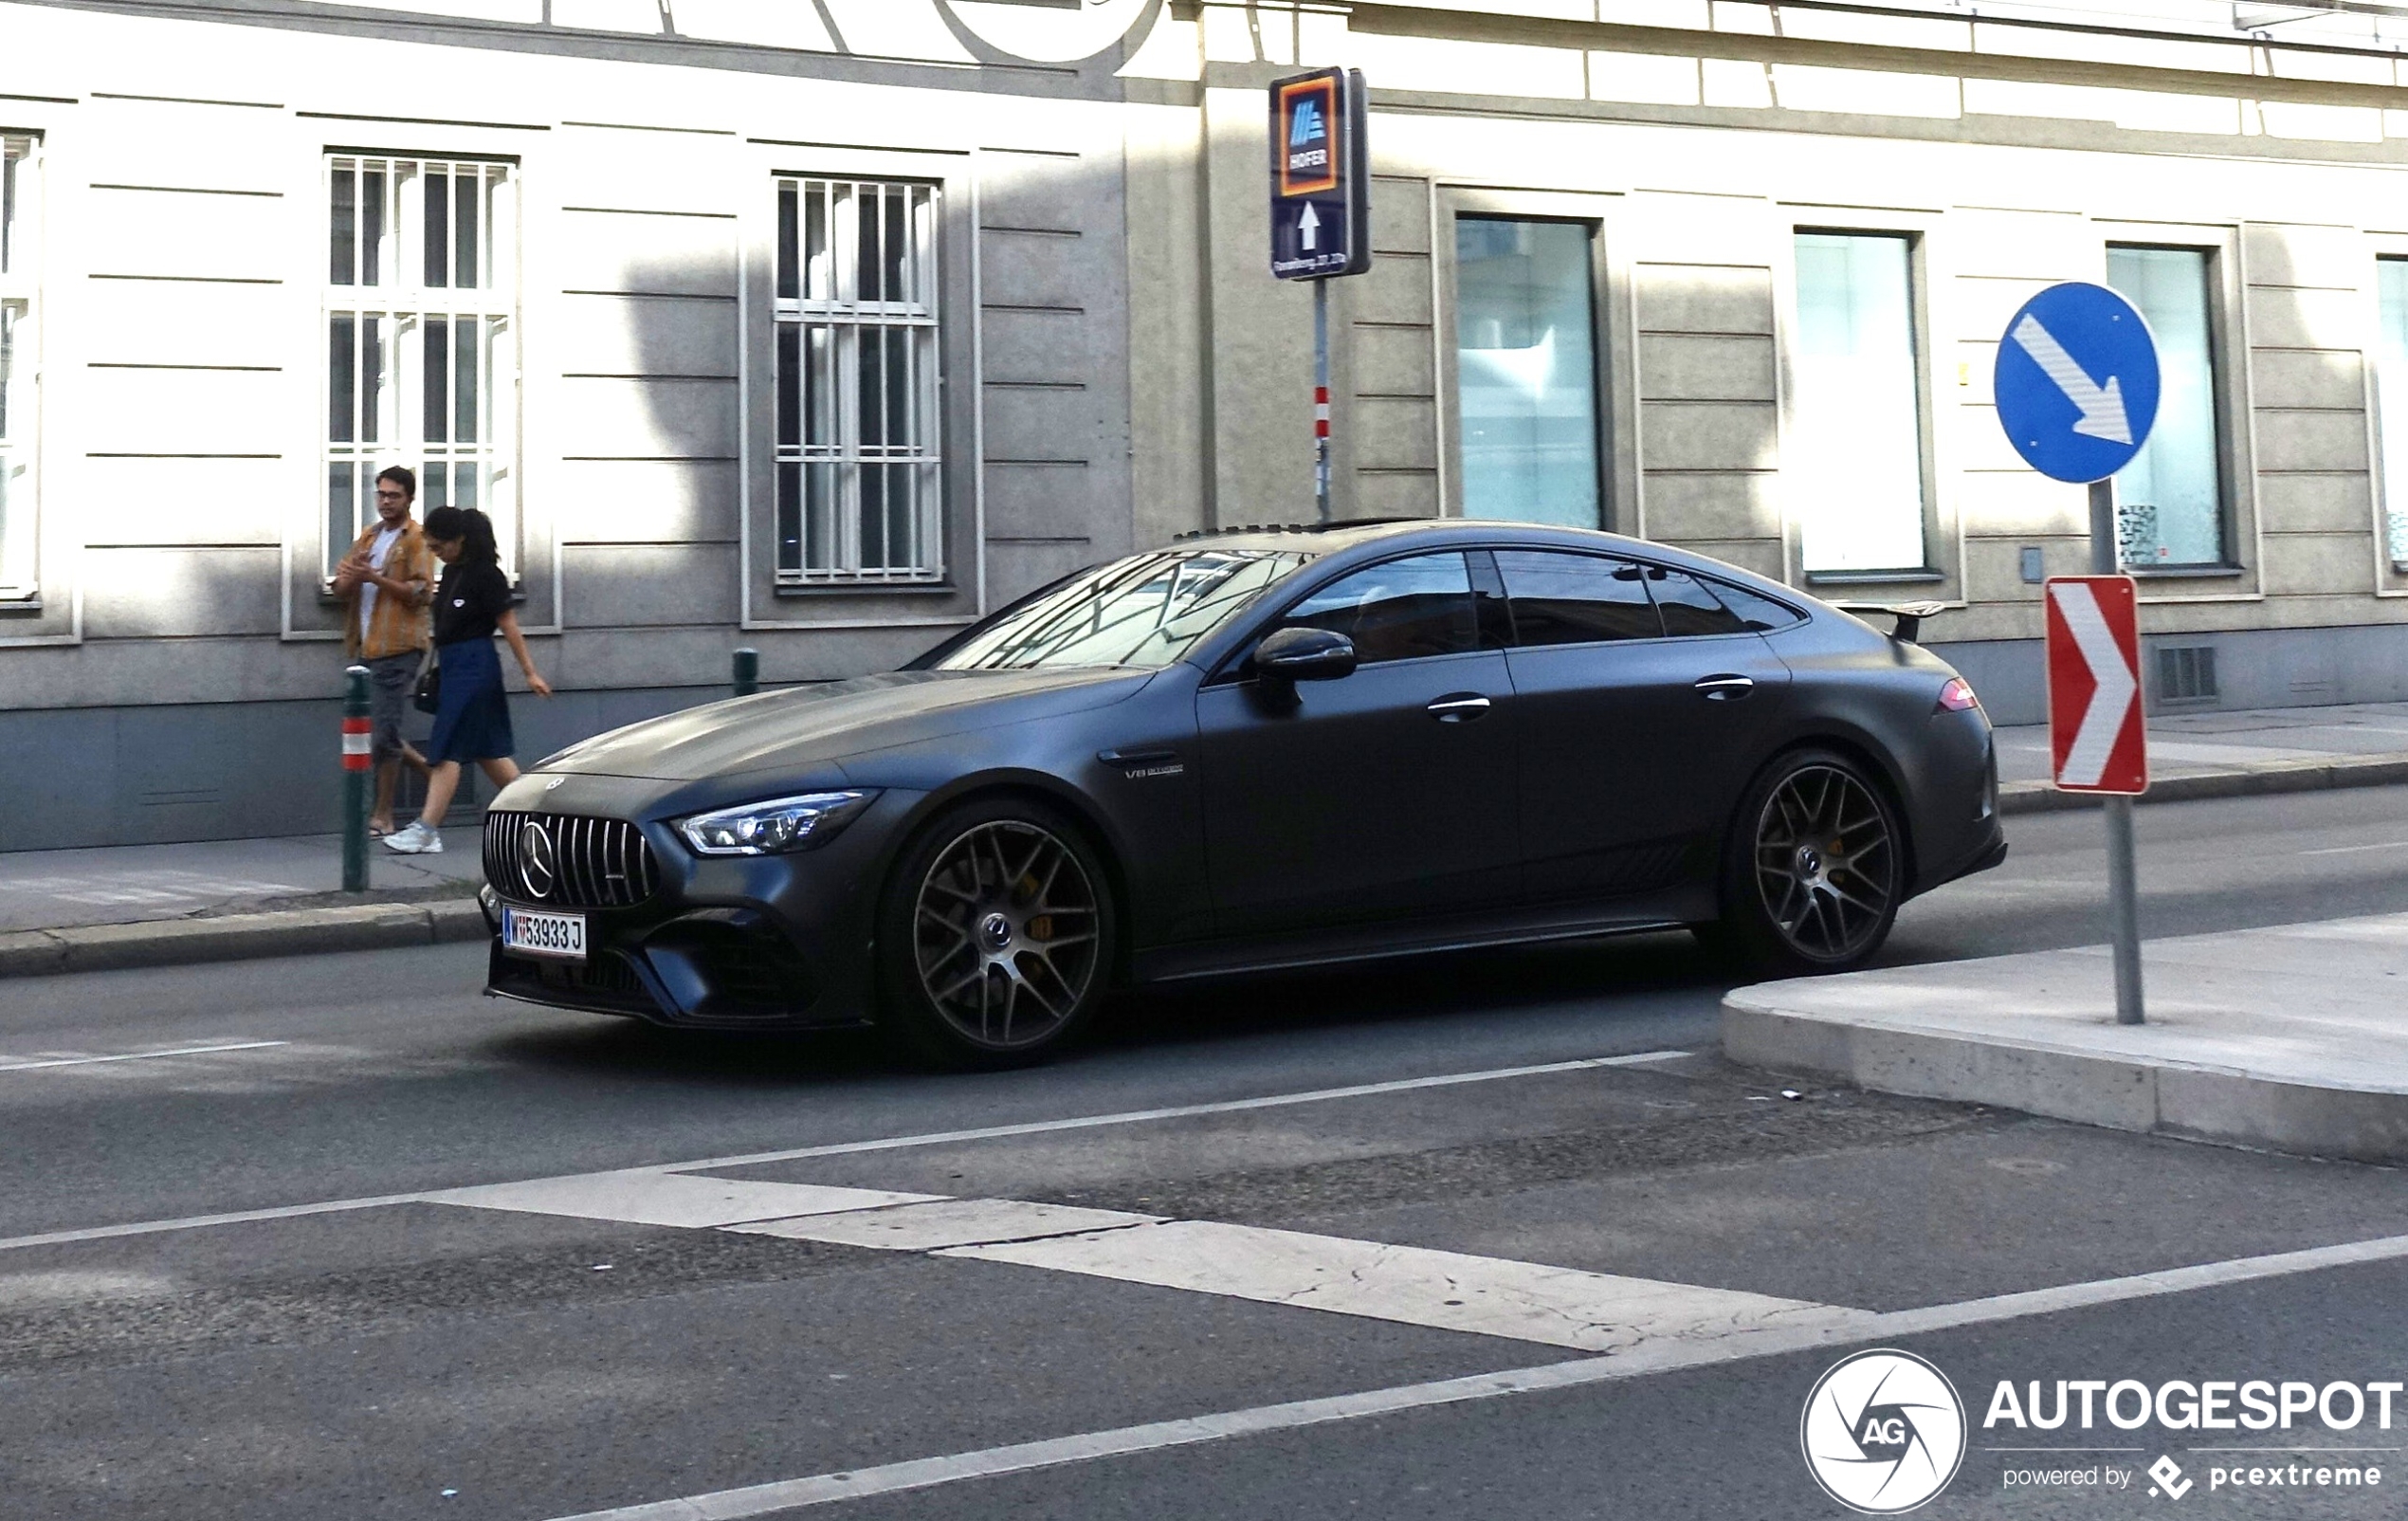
{"left": 478, "top": 520, "right": 2004, "bottom": 1065}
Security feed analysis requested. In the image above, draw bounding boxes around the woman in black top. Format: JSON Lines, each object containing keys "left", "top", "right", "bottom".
{"left": 383, "top": 507, "right": 551, "bottom": 855}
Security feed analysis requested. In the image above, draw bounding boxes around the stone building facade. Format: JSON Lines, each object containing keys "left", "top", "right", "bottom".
{"left": 6, "top": 0, "right": 2408, "bottom": 847}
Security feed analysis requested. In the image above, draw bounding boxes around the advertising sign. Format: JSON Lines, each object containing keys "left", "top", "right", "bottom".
{"left": 1269, "top": 67, "right": 1371, "bottom": 280}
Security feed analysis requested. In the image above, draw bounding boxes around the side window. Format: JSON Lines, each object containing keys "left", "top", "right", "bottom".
{"left": 1646, "top": 567, "right": 1749, "bottom": 637}
{"left": 1703, "top": 578, "right": 1804, "bottom": 632}
{"left": 1278, "top": 552, "right": 1479, "bottom": 666}
{"left": 1495, "top": 550, "right": 1660, "bottom": 647}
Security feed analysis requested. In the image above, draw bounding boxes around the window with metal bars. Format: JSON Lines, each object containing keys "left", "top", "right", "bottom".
{"left": 774, "top": 177, "right": 943, "bottom": 582}
{"left": 0, "top": 136, "right": 36, "bottom": 599}
{"left": 323, "top": 155, "right": 518, "bottom": 578}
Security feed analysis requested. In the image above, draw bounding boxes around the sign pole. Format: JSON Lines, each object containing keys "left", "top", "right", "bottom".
{"left": 1313, "top": 278, "right": 1332, "bottom": 522}
{"left": 1998, "top": 281, "right": 2158, "bottom": 1030}
{"left": 2088, "top": 476, "right": 2146, "bottom": 1025}
{"left": 1269, "top": 66, "right": 1369, "bottom": 524}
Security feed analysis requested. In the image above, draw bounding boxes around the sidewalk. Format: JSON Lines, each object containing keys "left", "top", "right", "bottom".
{"left": 1993, "top": 699, "right": 2408, "bottom": 812}
{"left": 1724, "top": 912, "right": 2408, "bottom": 1164}
{"left": 0, "top": 828, "right": 488, "bottom": 978}
{"left": 3, "top": 699, "right": 2407, "bottom": 980}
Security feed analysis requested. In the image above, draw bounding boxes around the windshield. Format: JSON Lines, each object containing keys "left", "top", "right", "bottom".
{"left": 931, "top": 548, "right": 1314, "bottom": 671}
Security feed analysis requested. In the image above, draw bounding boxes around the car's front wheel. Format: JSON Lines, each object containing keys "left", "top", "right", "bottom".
{"left": 877, "top": 797, "right": 1115, "bottom": 1069}
{"left": 1709, "top": 748, "right": 1904, "bottom": 976}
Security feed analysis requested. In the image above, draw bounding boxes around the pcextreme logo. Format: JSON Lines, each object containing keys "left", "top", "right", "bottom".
{"left": 1802, "top": 1349, "right": 1970, "bottom": 1513}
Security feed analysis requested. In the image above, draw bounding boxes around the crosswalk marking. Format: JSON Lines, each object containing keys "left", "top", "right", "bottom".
{"left": 428, "top": 1172, "right": 940, "bottom": 1230}
{"left": 425, "top": 1175, "right": 1866, "bottom": 1358}
{"left": 942, "top": 1219, "right": 1868, "bottom": 1354}
{"left": 731, "top": 1199, "right": 1162, "bottom": 1252}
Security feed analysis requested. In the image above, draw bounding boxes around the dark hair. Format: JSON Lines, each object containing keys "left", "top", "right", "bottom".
{"left": 422, "top": 505, "right": 499, "bottom": 567}
{"left": 374, "top": 465, "right": 417, "bottom": 501}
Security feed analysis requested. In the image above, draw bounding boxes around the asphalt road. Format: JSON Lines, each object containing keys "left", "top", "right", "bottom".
{"left": 4, "top": 786, "right": 2407, "bottom": 1520}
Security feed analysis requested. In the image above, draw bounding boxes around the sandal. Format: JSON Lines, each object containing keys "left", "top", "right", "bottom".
{"left": 368, "top": 822, "right": 392, "bottom": 839}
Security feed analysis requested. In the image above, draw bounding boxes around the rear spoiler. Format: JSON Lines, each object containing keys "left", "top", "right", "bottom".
{"left": 1829, "top": 599, "right": 1947, "bottom": 644}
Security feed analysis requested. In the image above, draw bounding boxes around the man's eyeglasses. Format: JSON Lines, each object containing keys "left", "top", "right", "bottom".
{"left": 374, "top": 489, "right": 408, "bottom": 503}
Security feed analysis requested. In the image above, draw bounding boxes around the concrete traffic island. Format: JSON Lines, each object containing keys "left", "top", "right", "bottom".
{"left": 1724, "top": 912, "right": 2408, "bottom": 1164}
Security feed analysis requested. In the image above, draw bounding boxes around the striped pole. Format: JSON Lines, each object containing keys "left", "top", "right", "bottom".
{"left": 341, "top": 664, "right": 372, "bottom": 892}
{"left": 1312, "top": 275, "right": 1332, "bottom": 522}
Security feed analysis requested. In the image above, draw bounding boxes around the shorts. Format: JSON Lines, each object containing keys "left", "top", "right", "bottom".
{"left": 365, "top": 651, "right": 423, "bottom": 763}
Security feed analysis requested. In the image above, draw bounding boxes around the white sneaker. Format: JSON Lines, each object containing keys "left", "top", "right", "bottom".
{"left": 383, "top": 821, "right": 444, "bottom": 854}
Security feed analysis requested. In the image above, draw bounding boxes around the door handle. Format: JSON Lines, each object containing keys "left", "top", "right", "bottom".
{"left": 1694, "top": 675, "right": 1756, "bottom": 701}
{"left": 1427, "top": 694, "right": 1492, "bottom": 722}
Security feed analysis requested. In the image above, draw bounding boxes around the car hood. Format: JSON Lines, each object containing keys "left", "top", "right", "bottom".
{"left": 537, "top": 667, "right": 1152, "bottom": 782}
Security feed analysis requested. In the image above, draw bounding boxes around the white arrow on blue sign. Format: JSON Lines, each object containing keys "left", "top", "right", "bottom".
{"left": 1992, "top": 281, "right": 2162, "bottom": 485}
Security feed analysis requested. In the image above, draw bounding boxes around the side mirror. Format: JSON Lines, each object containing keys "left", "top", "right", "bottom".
{"left": 1254, "top": 626, "right": 1358, "bottom": 683}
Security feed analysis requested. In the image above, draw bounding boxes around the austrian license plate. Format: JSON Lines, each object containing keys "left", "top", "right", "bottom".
{"left": 502, "top": 906, "right": 587, "bottom": 961}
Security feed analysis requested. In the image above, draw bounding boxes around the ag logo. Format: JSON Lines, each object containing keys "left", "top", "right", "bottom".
{"left": 1800, "top": 1349, "right": 1966, "bottom": 1513}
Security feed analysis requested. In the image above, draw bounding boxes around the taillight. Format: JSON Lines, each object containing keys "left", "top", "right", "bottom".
{"left": 1938, "top": 677, "right": 1979, "bottom": 713}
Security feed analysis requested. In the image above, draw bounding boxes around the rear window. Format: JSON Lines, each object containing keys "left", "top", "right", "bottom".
{"left": 1702, "top": 578, "right": 1806, "bottom": 632}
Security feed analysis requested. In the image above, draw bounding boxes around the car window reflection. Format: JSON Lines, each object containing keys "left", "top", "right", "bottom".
{"left": 1277, "top": 552, "right": 1480, "bottom": 666}
{"left": 935, "top": 549, "right": 1312, "bottom": 671}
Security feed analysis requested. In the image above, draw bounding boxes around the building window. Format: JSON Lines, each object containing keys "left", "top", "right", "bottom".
{"left": 2106, "top": 246, "right": 2225, "bottom": 568}
{"left": 2375, "top": 258, "right": 2408, "bottom": 570}
{"left": 1453, "top": 217, "right": 1601, "bottom": 528}
{"left": 1792, "top": 231, "right": 1927, "bottom": 576}
{"left": 775, "top": 177, "right": 942, "bottom": 582}
{"left": 323, "top": 155, "right": 517, "bottom": 577}
{"left": 0, "top": 137, "right": 36, "bottom": 598}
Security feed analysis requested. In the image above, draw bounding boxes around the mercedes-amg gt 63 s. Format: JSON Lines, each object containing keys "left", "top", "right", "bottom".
{"left": 478, "top": 519, "right": 2005, "bottom": 1066}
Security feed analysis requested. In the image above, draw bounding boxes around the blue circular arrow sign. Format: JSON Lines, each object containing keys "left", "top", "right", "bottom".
{"left": 1993, "top": 281, "right": 2161, "bottom": 485}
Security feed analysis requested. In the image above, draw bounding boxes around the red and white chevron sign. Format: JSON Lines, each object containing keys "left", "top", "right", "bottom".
{"left": 2045, "top": 575, "right": 2147, "bottom": 795}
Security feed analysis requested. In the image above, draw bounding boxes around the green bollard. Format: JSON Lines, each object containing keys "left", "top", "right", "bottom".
{"left": 341, "top": 665, "right": 372, "bottom": 892}
{"left": 733, "top": 647, "right": 759, "bottom": 699}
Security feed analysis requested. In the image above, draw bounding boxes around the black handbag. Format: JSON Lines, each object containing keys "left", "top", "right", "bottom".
{"left": 410, "top": 645, "right": 441, "bottom": 715}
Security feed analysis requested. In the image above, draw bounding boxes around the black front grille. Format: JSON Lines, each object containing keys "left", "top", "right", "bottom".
{"left": 484, "top": 810, "right": 659, "bottom": 908}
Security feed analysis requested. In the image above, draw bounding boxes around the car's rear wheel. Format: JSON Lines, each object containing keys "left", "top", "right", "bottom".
{"left": 1709, "top": 749, "right": 1903, "bottom": 976}
{"left": 877, "top": 797, "right": 1115, "bottom": 1069}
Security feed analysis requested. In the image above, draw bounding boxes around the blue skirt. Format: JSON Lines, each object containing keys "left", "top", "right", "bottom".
{"left": 427, "top": 637, "right": 515, "bottom": 764}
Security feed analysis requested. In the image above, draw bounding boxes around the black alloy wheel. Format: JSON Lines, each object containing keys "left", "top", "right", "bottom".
{"left": 1713, "top": 749, "right": 1903, "bottom": 974}
{"left": 879, "top": 797, "right": 1114, "bottom": 1068}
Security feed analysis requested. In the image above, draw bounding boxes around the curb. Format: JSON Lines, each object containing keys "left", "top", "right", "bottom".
{"left": 1998, "top": 751, "right": 2408, "bottom": 815}
{"left": 0, "top": 899, "right": 489, "bottom": 980}
{"left": 1722, "top": 992, "right": 2408, "bottom": 1165}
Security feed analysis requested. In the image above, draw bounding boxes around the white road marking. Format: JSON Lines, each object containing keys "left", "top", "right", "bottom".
{"left": 940, "top": 1219, "right": 1866, "bottom": 1353}
{"left": 2297, "top": 839, "right": 2408, "bottom": 857}
{"left": 0, "top": 1050, "right": 1691, "bottom": 1254}
{"left": 0, "top": 1040, "right": 288, "bottom": 1074}
{"left": 733, "top": 1199, "right": 1161, "bottom": 1252}
{"left": 538, "top": 1227, "right": 2408, "bottom": 1521}
{"left": 429, "top": 1174, "right": 939, "bottom": 1230}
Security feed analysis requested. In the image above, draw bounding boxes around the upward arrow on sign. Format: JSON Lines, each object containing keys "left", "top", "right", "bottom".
{"left": 1298, "top": 200, "right": 1321, "bottom": 251}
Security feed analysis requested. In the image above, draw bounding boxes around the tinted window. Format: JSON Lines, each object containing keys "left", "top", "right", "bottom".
{"left": 1703, "top": 579, "right": 1804, "bottom": 632}
{"left": 1279, "top": 552, "right": 1479, "bottom": 666}
{"left": 1647, "top": 567, "right": 1749, "bottom": 637}
{"left": 934, "top": 548, "right": 1312, "bottom": 670}
{"left": 1496, "top": 550, "right": 1659, "bottom": 646}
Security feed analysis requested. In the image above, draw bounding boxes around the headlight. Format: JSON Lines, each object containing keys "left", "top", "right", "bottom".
{"left": 677, "top": 791, "right": 877, "bottom": 856}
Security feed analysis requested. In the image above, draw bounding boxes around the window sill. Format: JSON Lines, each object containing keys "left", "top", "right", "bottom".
{"left": 0, "top": 596, "right": 42, "bottom": 616}
{"left": 774, "top": 579, "right": 954, "bottom": 598}
{"left": 1803, "top": 568, "right": 1946, "bottom": 586}
{"left": 2124, "top": 564, "right": 2247, "bottom": 579}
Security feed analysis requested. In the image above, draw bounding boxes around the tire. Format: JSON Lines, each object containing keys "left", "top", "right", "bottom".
{"left": 1709, "top": 748, "right": 1905, "bottom": 977}
{"left": 875, "top": 796, "right": 1117, "bottom": 1070}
